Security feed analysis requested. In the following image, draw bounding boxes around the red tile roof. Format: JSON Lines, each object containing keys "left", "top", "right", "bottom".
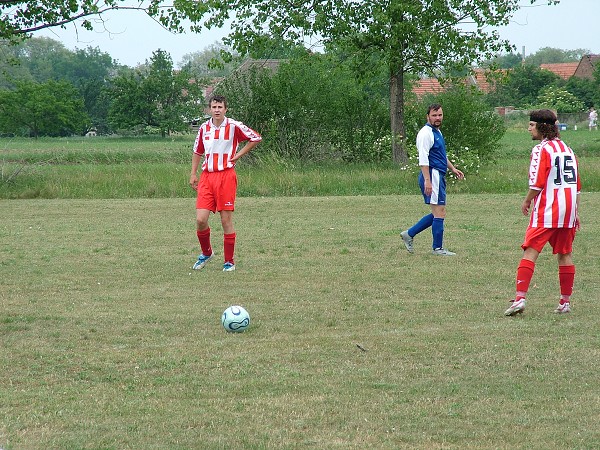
{"left": 412, "top": 78, "right": 444, "bottom": 98}
{"left": 539, "top": 62, "right": 579, "bottom": 80}
{"left": 412, "top": 69, "right": 505, "bottom": 97}
{"left": 467, "top": 68, "right": 507, "bottom": 93}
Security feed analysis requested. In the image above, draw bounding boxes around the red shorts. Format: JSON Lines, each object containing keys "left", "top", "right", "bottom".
{"left": 521, "top": 226, "right": 576, "bottom": 254}
{"left": 196, "top": 169, "right": 237, "bottom": 212}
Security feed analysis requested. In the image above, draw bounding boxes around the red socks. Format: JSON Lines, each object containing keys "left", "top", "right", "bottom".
{"left": 516, "top": 258, "right": 535, "bottom": 299}
{"left": 197, "top": 228, "right": 212, "bottom": 257}
{"left": 197, "top": 228, "right": 236, "bottom": 264}
{"left": 559, "top": 265, "right": 575, "bottom": 304}
{"left": 224, "top": 233, "right": 236, "bottom": 264}
{"left": 515, "top": 259, "right": 576, "bottom": 305}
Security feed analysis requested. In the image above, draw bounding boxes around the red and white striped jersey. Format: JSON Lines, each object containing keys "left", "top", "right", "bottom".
{"left": 193, "top": 117, "right": 262, "bottom": 172}
{"left": 528, "top": 138, "right": 580, "bottom": 228}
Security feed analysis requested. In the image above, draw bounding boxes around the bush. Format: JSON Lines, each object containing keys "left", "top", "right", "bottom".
{"left": 406, "top": 85, "right": 506, "bottom": 166}
{"left": 536, "top": 86, "right": 585, "bottom": 113}
{"left": 216, "top": 54, "right": 390, "bottom": 163}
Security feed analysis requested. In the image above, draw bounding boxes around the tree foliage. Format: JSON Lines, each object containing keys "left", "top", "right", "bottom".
{"left": 484, "top": 52, "right": 524, "bottom": 69}
{"left": 1, "top": 36, "right": 118, "bottom": 131}
{"left": 486, "top": 64, "right": 560, "bottom": 108}
{"left": 0, "top": 1, "right": 211, "bottom": 42}
{"left": 536, "top": 86, "right": 585, "bottom": 113}
{"left": 406, "top": 85, "right": 506, "bottom": 167}
{"left": 108, "top": 49, "right": 202, "bottom": 136}
{"left": 200, "top": 0, "right": 559, "bottom": 163}
{"left": 179, "top": 43, "right": 238, "bottom": 79}
{"left": 216, "top": 53, "right": 390, "bottom": 163}
{"left": 0, "top": 79, "right": 88, "bottom": 137}
{"left": 524, "top": 47, "right": 590, "bottom": 65}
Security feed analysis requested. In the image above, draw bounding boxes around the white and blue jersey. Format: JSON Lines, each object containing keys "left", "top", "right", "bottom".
{"left": 417, "top": 123, "right": 447, "bottom": 173}
{"left": 416, "top": 123, "right": 448, "bottom": 205}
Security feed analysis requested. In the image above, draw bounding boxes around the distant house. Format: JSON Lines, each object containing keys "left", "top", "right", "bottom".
{"left": 540, "top": 62, "right": 579, "bottom": 80}
{"left": 573, "top": 54, "right": 600, "bottom": 79}
{"left": 412, "top": 54, "right": 600, "bottom": 98}
{"left": 412, "top": 68, "right": 503, "bottom": 98}
{"left": 412, "top": 78, "right": 444, "bottom": 98}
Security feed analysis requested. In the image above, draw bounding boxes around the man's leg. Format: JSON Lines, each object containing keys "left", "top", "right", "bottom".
{"left": 556, "top": 253, "right": 575, "bottom": 313}
{"left": 505, "top": 247, "right": 539, "bottom": 316}
{"left": 220, "top": 210, "right": 236, "bottom": 269}
{"left": 193, "top": 208, "right": 214, "bottom": 270}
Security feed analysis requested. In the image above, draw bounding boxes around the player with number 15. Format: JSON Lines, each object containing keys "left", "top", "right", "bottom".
{"left": 505, "top": 109, "right": 581, "bottom": 316}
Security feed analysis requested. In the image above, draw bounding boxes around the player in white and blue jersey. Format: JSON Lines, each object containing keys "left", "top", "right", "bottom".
{"left": 400, "top": 104, "right": 464, "bottom": 256}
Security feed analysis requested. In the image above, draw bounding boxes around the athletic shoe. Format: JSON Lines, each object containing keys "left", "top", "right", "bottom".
{"left": 504, "top": 298, "right": 526, "bottom": 316}
{"left": 400, "top": 230, "right": 414, "bottom": 253}
{"left": 223, "top": 262, "right": 236, "bottom": 272}
{"left": 554, "top": 302, "right": 571, "bottom": 314}
{"left": 192, "top": 253, "right": 213, "bottom": 270}
{"left": 432, "top": 247, "right": 456, "bottom": 256}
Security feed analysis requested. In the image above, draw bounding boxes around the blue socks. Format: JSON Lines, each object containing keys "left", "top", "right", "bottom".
{"left": 408, "top": 214, "right": 434, "bottom": 237}
{"left": 407, "top": 214, "right": 444, "bottom": 249}
{"left": 432, "top": 217, "right": 444, "bottom": 249}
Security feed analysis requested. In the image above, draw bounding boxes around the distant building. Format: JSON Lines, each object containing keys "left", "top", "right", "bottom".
{"left": 573, "top": 54, "right": 600, "bottom": 79}
{"left": 412, "top": 68, "right": 504, "bottom": 98}
{"left": 412, "top": 54, "right": 600, "bottom": 99}
{"left": 540, "top": 62, "right": 579, "bottom": 80}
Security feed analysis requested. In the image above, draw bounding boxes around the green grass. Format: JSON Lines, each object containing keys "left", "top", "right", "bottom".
{"left": 1, "top": 195, "right": 600, "bottom": 448}
{"left": 2, "top": 129, "right": 600, "bottom": 199}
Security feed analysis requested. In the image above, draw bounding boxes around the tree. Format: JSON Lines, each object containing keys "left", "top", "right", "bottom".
{"left": 536, "top": 86, "right": 585, "bottom": 113}
{"left": 484, "top": 52, "right": 523, "bottom": 69}
{"left": 108, "top": 49, "right": 202, "bottom": 136}
{"left": 525, "top": 47, "right": 590, "bottom": 65}
{"left": 0, "top": 1, "right": 210, "bottom": 42}
{"left": 2, "top": 0, "right": 561, "bottom": 160}
{"left": 565, "top": 77, "right": 597, "bottom": 109}
{"left": 179, "top": 43, "right": 238, "bottom": 79}
{"left": 1, "top": 36, "right": 119, "bottom": 132}
{"left": 486, "top": 64, "right": 560, "bottom": 108}
{"left": 217, "top": 52, "right": 390, "bottom": 162}
{"left": 201, "top": 0, "right": 559, "bottom": 163}
{"left": 0, "top": 79, "right": 88, "bottom": 137}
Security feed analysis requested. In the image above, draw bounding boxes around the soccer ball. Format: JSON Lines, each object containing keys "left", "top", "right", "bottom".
{"left": 221, "top": 305, "right": 250, "bottom": 332}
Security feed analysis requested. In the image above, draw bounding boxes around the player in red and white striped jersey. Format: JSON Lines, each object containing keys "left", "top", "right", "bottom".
{"left": 505, "top": 109, "right": 581, "bottom": 316}
{"left": 189, "top": 95, "right": 262, "bottom": 272}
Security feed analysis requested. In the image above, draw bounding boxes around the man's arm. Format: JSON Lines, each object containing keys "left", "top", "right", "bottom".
{"left": 420, "top": 165, "right": 432, "bottom": 196}
{"left": 447, "top": 157, "right": 465, "bottom": 180}
{"left": 189, "top": 153, "right": 202, "bottom": 190}
{"left": 521, "top": 188, "right": 540, "bottom": 216}
{"left": 231, "top": 140, "right": 260, "bottom": 163}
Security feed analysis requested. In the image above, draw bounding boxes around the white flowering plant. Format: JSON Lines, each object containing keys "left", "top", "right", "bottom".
{"left": 447, "top": 146, "right": 481, "bottom": 182}
{"left": 397, "top": 143, "right": 480, "bottom": 181}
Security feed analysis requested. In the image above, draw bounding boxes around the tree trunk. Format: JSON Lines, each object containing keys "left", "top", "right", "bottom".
{"left": 389, "top": 67, "right": 408, "bottom": 164}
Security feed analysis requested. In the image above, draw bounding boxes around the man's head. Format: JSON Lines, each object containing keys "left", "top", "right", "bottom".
{"left": 208, "top": 95, "right": 228, "bottom": 124}
{"left": 209, "top": 95, "right": 227, "bottom": 108}
{"left": 528, "top": 109, "right": 558, "bottom": 141}
{"left": 426, "top": 103, "right": 443, "bottom": 129}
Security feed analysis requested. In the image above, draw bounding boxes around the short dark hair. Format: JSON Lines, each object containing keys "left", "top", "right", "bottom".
{"left": 209, "top": 94, "right": 227, "bottom": 107}
{"left": 530, "top": 109, "right": 559, "bottom": 140}
{"left": 427, "top": 103, "right": 442, "bottom": 114}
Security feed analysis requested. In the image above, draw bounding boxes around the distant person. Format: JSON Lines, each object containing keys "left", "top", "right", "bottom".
{"left": 505, "top": 109, "right": 581, "bottom": 316}
{"left": 190, "top": 95, "right": 262, "bottom": 272}
{"left": 400, "top": 103, "right": 464, "bottom": 256}
{"left": 589, "top": 107, "right": 598, "bottom": 131}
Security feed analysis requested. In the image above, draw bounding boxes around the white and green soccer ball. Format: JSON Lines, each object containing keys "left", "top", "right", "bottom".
{"left": 221, "top": 305, "right": 250, "bottom": 332}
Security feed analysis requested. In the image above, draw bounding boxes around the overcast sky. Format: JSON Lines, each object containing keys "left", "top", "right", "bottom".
{"left": 36, "top": 0, "right": 600, "bottom": 68}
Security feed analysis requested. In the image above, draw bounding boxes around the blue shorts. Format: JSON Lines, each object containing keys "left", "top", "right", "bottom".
{"left": 419, "top": 169, "right": 446, "bottom": 205}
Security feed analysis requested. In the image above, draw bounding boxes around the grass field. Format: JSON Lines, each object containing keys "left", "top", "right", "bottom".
{"left": 2, "top": 194, "right": 600, "bottom": 449}
{"left": 2, "top": 129, "right": 600, "bottom": 199}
